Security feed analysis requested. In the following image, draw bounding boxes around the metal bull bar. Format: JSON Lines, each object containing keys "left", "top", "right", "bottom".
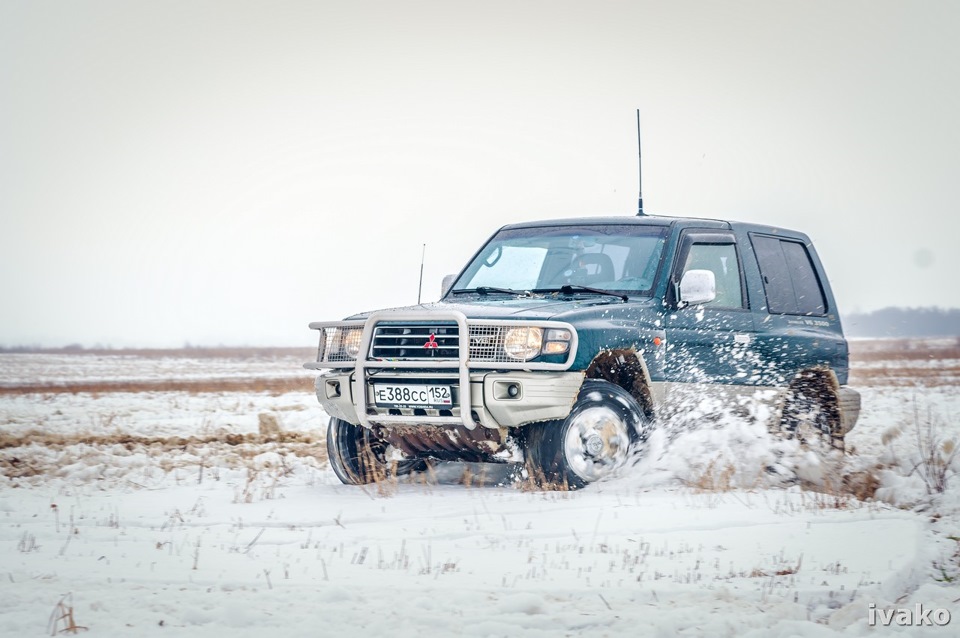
{"left": 355, "top": 310, "right": 474, "bottom": 430}
{"left": 309, "top": 310, "right": 578, "bottom": 432}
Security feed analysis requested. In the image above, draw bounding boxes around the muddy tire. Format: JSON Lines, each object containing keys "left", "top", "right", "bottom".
{"left": 524, "top": 380, "right": 648, "bottom": 490}
{"left": 782, "top": 387, "right": 844, "bottom": 452}
{"left": 326, "top": 418, "right": 424, "bottom": 485}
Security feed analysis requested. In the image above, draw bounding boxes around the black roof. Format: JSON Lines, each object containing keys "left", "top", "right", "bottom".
{"left": 499, "top": 213, "right": 810, "bottom": 242}
{"left": 501, "top": 214, "right": 726, "bottom": 231}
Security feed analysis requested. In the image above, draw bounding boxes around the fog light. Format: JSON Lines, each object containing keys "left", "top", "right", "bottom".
{"left": 325, "top": 380, "right": 341, "bottom": 399}
{"left": 493, "top": 381, "right": 523, "bottom": 400}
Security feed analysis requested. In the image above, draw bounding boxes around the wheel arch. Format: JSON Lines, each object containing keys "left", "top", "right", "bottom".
{"left": 583, "top": 349, "right": 655, "bottom": 419}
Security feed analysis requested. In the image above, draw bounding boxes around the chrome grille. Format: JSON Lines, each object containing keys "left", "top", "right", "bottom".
{"left": 368, "top": 323, "right": 526, "bottom": 363}
{"left": 468, "top": 325, "right": 508, "bottom": 362}
{"left": 371, "top": 324, "right": 460, "bottom": 360}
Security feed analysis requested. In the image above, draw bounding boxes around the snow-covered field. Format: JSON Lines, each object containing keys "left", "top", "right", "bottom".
{"left": 1, "top": 342, "right": 958, "bottom": 636}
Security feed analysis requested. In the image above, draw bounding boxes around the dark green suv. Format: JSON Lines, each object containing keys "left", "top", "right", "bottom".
{"left": 306, "top": 214, "right": 860, "bottom": 488}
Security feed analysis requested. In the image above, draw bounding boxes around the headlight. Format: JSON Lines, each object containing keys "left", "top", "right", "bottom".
{"left": 338, "top": 328, "right": 363, "bottom": 358}
{"left": 503, "top": 326, "right": 543, "bottom": 361}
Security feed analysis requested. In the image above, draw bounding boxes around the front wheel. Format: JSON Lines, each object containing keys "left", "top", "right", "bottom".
{"left": 524, "top": 380, "right": 649, "bottom": 489}
{"left": 326, "top": 418, "right": 424, "bottom": 485}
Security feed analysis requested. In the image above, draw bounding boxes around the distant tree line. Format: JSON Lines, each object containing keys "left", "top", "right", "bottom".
{"left": 0, "top": 343, "right": 315, "bottom": 358}
{"left": 0, "top": 343, "right": 97, "bottom": 353}
{"left": 843, "top": 307, "right": 960, "bottom": 338}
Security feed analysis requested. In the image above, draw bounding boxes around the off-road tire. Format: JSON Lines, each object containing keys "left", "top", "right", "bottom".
{"left": 524, "top": 380, "right": 648, "bottom": 490}
{"left": 326, "top": 418, "right": 424, "bottom": 485}
{"left": 781, "top": 387, "right": 844, "bottom": 453}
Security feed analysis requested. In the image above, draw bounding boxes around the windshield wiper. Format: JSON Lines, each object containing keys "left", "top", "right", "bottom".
{"left": 451, "top": 287, "right": 533, "bottom": 297}
{"left": 533, "top": 285, "right": 628, "bottom": 302}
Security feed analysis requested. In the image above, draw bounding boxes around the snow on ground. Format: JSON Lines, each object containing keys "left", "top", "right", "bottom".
{"left": 1, "top": 344, "right": 959, "bottom": 636}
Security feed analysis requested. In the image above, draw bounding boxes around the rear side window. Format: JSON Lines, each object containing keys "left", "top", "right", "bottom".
{"left": 751, "top": 235, "right": 827, "bottom": 315}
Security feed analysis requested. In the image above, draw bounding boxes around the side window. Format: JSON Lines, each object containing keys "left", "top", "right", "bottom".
{"left": 751, "top": 236, "right": 794, "bottom": 313}
{"left": 781, "top": 241, "right": 827, "bottom": 315}
{"left": 682, "top": 242, "right": 744, "bottom": 309}
{"left": 751, "top": 235, "right": 827, "bottom": 315}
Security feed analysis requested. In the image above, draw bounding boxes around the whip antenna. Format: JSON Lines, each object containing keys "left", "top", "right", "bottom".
{"left": 417, "top": 244, "right": 426, "bottom": 304}
{"left": 636, "top": 109, "right": 645, "bottom": 216}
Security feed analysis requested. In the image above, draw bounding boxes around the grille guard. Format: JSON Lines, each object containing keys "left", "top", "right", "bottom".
{"left": 305, "top": 310, "right": 579, "bottom": 430}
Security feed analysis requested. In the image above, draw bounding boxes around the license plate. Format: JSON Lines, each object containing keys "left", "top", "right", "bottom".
{"left": 373, "top": 384, "right": 453, "bottom": 408}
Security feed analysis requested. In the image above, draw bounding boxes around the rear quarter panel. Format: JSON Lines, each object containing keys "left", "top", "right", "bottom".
{"left": 733, "top": 223, "right": 850, "bottom": 386}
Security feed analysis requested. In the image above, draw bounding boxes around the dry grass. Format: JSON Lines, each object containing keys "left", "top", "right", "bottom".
{"left": 848, "top": 338, "right": 960, "bottom": 362}
{"left": 847, "top": 366, "right": 960, "bottom": 387}
{"left": 357, "top": 445, "right": 401, "bottom": 498}
{"left": 905, "top": 407, "right": 959, "bottom": 495}
{"left": 0, "top": 429, "right": 327, "bottom": 481}
{"left": 682, "top": 455, "right": 739, "bottom": 492}
{"left": 0, "top": 377, "right": 312, "bottom": 396}
{"left": 933, "top": 535, "right": 960, "bottom": 583}
{"left": 517, "top": 463, "right": 574, "bottom": 492}
{"left": 0, "top": 429, "right": 322, "bottom": 452}
{"left": 847, "top": 339, "right": 960, "bottom": 387}
{"left": 48, "top": 593, "right": 86, "bottom": 635}
{"left": 838, "top": 469, "right": 882, "bottom": 501}
{"left": 747, "top": 555, "right": 803, "bottom": 578}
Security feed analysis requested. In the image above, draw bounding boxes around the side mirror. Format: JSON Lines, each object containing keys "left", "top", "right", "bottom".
{"left": 679, "top": 269, "right": 716, "bottom": 306}
{"left": 441, "top": 274, "right": 457, "bottom": 298}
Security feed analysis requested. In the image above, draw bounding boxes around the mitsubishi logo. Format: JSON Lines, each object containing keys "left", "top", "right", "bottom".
{"left": 424, "top": 334, "right": 439, "bottom": 349}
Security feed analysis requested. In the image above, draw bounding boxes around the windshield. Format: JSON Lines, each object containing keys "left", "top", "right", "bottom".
{"left": 451, "top": 224, "right": 668, "bottom": 296}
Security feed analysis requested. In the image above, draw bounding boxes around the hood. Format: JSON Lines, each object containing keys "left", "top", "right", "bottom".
{"left": 346, "top": 295, "right": 658, "bottom": 322}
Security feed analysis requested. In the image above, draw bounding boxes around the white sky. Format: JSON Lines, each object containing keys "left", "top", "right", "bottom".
{"left": 2, "top": 0, "right": 958, "bottom": 348}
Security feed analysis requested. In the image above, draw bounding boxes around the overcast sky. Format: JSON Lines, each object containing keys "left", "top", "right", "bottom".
{"left": 2, "top": 1, "right": 958, "bottom": 348}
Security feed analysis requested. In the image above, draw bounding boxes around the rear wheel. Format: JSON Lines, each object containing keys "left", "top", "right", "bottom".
{"left": 782, "top": 386, "right": 844, "bottom": 452}
{"left": 326, "top": 418, "right": 424, "bottom": 485}
{"left": 524, "top": 380, "right": 648, "bottom": 489}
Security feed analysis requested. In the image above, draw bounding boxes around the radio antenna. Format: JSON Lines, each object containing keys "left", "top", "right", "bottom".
{"left": 636, "top": 109, "right": 644, "bottom": 216}
{"left": 417, "top": 243, "right": 426, "bottom": 304}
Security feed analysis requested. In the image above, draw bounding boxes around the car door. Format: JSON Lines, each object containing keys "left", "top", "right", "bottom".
{"left": 663, "top": 230, "right": 757, "bottom": 387}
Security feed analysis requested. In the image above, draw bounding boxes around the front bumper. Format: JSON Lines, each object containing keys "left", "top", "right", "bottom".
{"left": 316, "top": 369, "right": 584, "bottom": 430}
